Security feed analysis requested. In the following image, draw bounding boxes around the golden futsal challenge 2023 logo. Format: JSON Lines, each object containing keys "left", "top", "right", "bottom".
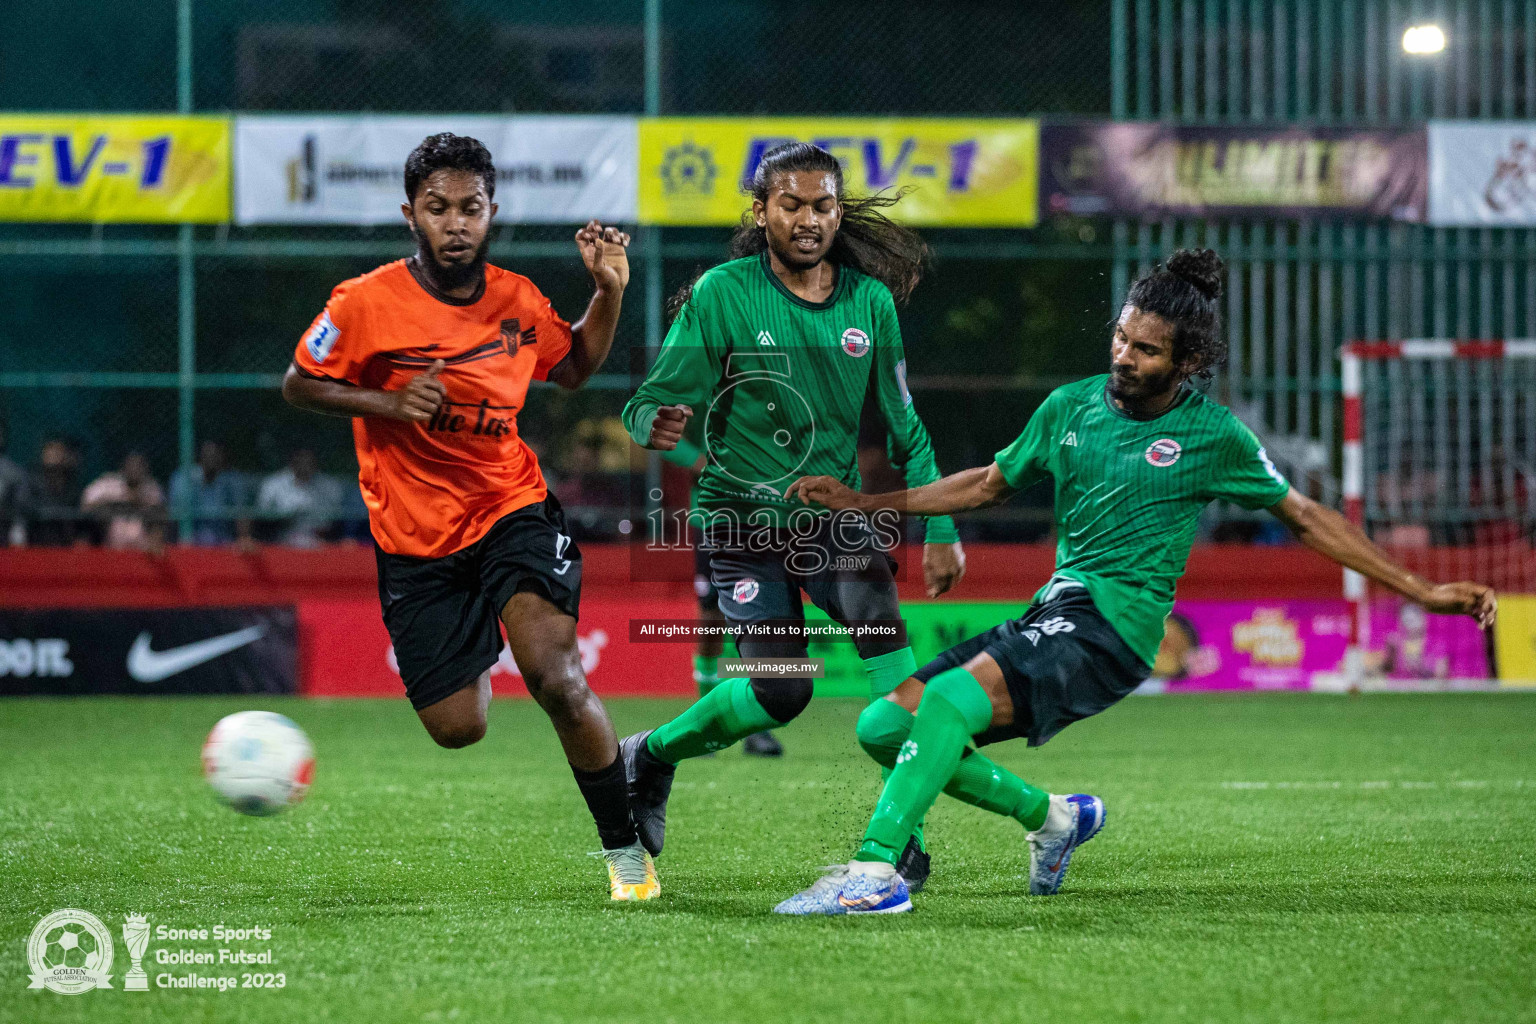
{"left": 25, "top": 909, "right": 284, "bottom": 996}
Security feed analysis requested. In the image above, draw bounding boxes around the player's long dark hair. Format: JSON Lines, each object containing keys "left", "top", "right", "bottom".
{"left": 666, "top": 143, "right": 930, "bottom": 320}
{"left": 1124, "top": 248, "right": 1227, "bottom": 383}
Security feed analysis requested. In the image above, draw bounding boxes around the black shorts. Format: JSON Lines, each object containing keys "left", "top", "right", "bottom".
{"left": 375, "top": 495, "right": 582, "bottom": 711}
{"left": 704, "top": 511, "right": 905, "bottom": 661}
{"left": 913, "top": 583, "right": 1150, "bottom": 747}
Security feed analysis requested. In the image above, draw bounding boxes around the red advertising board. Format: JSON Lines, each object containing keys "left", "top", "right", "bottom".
{"left": 298, "top": 597, "right": 698, "bottom": 699}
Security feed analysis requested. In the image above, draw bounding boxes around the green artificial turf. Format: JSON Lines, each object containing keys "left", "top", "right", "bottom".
{"left": 1, "top": 693, "right": 1533, "bottom": 1024}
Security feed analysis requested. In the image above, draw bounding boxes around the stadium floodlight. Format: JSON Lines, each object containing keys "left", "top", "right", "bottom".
{"left": 1402, "top": 24, "right": 1447, "bottom": 55}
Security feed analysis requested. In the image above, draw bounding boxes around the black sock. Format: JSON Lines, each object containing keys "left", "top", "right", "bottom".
{"left": 570, "top": 754, "right": 638, "bottom": 851}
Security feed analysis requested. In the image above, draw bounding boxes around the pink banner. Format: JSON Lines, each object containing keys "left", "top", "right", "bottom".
{"left": 1157, "top": 599, "right": 1489, "bottom": 689}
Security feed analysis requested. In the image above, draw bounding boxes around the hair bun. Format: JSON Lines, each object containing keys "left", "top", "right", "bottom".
{"left": 1165, "top": 248, "right": 1223, "bottom": 301}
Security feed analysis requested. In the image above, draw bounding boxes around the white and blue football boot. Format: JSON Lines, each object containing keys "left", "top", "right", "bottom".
{"left": 773, "top": 865, "right": 851, "bottom": 916}
{"left": 1027, "top": 793, "right": 1106, "bottom": 896}
{"left": 836, "top": 866, "right": 912, "bottom": 915}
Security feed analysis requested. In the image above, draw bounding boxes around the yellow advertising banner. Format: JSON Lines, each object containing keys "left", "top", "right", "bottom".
{"left": 1494, "top": 594, "right": 1536, "bottom": 686}
{"left": 0, "top": 115, "right": 230, "bottom": 223}
{"left": 639, "top": 118, "right": 1038, "bottom": 227}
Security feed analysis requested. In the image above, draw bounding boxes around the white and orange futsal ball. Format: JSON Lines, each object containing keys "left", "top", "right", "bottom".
{"left": 202, "top": 711, "right": 315, "bottom": 816}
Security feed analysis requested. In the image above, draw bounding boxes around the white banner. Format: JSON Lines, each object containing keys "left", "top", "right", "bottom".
{"left": 1428, "top": 120, "right": 1536, "bottom": 225}
{"left": 234, "top": 115, "right": 637, "bottom": 225}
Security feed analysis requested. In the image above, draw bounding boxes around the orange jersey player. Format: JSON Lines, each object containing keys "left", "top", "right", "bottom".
{"left": 281, "top": 132, "right": 657, "bottom": 902}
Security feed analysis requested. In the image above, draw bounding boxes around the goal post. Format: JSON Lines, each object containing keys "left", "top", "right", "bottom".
{"left": 1340, "top": 340, "right": 1536, "bottom": 686}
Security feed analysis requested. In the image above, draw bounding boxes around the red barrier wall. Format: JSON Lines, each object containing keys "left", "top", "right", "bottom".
{"left": 0, "top": 542, "right": 1345, "bottom": 608}
{"left": 0, "top": 543, "right": 1348, "bottom": 698}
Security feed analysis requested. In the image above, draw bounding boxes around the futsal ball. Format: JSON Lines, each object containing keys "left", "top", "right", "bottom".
{"left": 202, "top": 711, "right": 315, "bottom": 816}
{"left": 41, "top": 922, "right": 100, "bottom": 970}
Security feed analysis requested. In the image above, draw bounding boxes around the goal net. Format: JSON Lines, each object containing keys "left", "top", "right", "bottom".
{"left": 1341, "top": 340, "right": 1536, "bottom": 685}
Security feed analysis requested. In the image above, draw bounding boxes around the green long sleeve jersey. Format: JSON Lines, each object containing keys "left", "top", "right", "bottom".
{"left": 626, "top": 252, "right": 958, "bottom": 541}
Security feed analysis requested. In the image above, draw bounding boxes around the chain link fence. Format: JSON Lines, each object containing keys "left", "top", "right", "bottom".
{"left": 0, "top": 0, "right": 1143, "bottom": 548}
{"left": 662, "top": 1, "right": 1109, "bottom": 115}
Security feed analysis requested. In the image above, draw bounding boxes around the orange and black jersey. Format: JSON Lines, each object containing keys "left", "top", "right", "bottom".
{"left": 293, "top": 259, "right": 572, "bottom": 559}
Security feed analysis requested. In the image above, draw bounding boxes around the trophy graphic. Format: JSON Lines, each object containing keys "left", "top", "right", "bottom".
{"left": 122, "top": 913, "right": 150, "bottom": 991}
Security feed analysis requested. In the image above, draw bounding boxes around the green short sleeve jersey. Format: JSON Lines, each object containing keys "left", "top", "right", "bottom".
{"left": 624, "top": 252, "right": 957, "bottom": 541}
{"left": 995, "top": 374, "right": 1291, "bottom": 665}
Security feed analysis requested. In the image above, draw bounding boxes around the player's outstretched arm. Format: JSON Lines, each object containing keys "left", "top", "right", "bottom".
{"left": 1266, "top": 487, "right": 1497, "bottom": 629}
{"left": 281, "top": 359, "right": 446, "bottom": 422}
{"left": 547, "top": 221, "right": 630, "bottom": 390}
{"left": 787, "top": 462, "right": 1015, "bottom": 517}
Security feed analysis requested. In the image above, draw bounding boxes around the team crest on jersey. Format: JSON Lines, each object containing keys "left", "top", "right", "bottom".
{"left": 840, "top": 327, "right": 871, "bottom": 358}
{"left": 304, "top": 310, "right": 340, "bottom": 364}
{"left": 732, "top": 579, "right": 760, "bottom": 604}
{"left": 1145, "top": 438, "right": 1182, "bottom": 467}
{"left": 499, "top": 318, "right": 537, "bottom": 357}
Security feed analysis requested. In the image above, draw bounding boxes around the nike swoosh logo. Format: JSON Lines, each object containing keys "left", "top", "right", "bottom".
{"left": 837, "top": 891, "right": 887, "bottom": 910}
{"left": 126, "top": 626, "right": 266, "bottom": 683}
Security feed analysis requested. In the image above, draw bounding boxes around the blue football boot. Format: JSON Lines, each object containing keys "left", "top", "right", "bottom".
{"left": 1027, "top": 794, "right": 1105, "bottom": 895}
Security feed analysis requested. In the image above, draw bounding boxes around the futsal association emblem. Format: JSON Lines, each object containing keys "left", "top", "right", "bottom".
{"left": 840, "top": 328, "right": 871, "bottom": 358}
{"left": 1144, "top": 438, "right": 1183, "bottom": 467}
{"left": 732, "top": 579, "right": 760, "bottom": 604}
{"left": 26, "top": 909, "right": 115, "bottom": 995}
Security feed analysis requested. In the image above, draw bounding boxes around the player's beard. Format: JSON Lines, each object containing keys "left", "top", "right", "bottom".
{"left": 766, "top": 228, "right": 833, "bottom": 273}
{"left": 1108, "top": 364, "right": 1178, "bottom": 405}
{"left": 410, "top": 226, "right": 491, "bottom": 293}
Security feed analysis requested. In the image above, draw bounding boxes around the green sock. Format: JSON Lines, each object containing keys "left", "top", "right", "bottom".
{"left": 864, "top": 648, "right": 924, "bottom": 849}
{"left": 693, "top": 654, "right": 720, "bottom": 696}
{"left": 949, "top": 750, "right": 1049, "bottom": 830}
{"left": 876, "top": 765, "right": 925, "bottom": 853}
{"left": 858, "top": 698, "right": 1049, "bottom": 830}
{"left": 645, "top": 676, "right": 781, "bottom": 764}
{"left": 862, "top": 647, "right": 917, "bottom": 700}
{"left": 855, "top": 668, "right": 994, "bottom": 864}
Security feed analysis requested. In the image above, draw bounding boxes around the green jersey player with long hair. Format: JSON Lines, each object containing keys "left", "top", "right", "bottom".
{"left": 621, "top": 142, "right": 966, "bottom": 888}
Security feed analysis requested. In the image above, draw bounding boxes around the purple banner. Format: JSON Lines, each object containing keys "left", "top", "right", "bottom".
{"left": 1155, "top": 599, "right": 1488, "bottom": 689}
{"left": 1040, "top": 123, "right": 1427, "bottom": 221}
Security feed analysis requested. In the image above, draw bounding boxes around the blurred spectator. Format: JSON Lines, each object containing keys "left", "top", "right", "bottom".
{"left": 257, "top": 448, "right": 344, "bottom": 547}
{"left": 552, "top": 417, "right": 630, "bottom": 510}
{"left": 0, "top": 418, "right": 29, "bottom": 546}
{"left": 29, "top": 436, "right": 86, "bottom": 547}
{"left": 339, "top": 478, "right": 372, "bottom": 544}
{"left": 81, "top": 451, "right": 166, "bottom": 552}
{"left": 168, "top": 440, "right": 252, "bottom": 547}
{"left": 1373, "top": 455, "right": 1441, "bottom": 546}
